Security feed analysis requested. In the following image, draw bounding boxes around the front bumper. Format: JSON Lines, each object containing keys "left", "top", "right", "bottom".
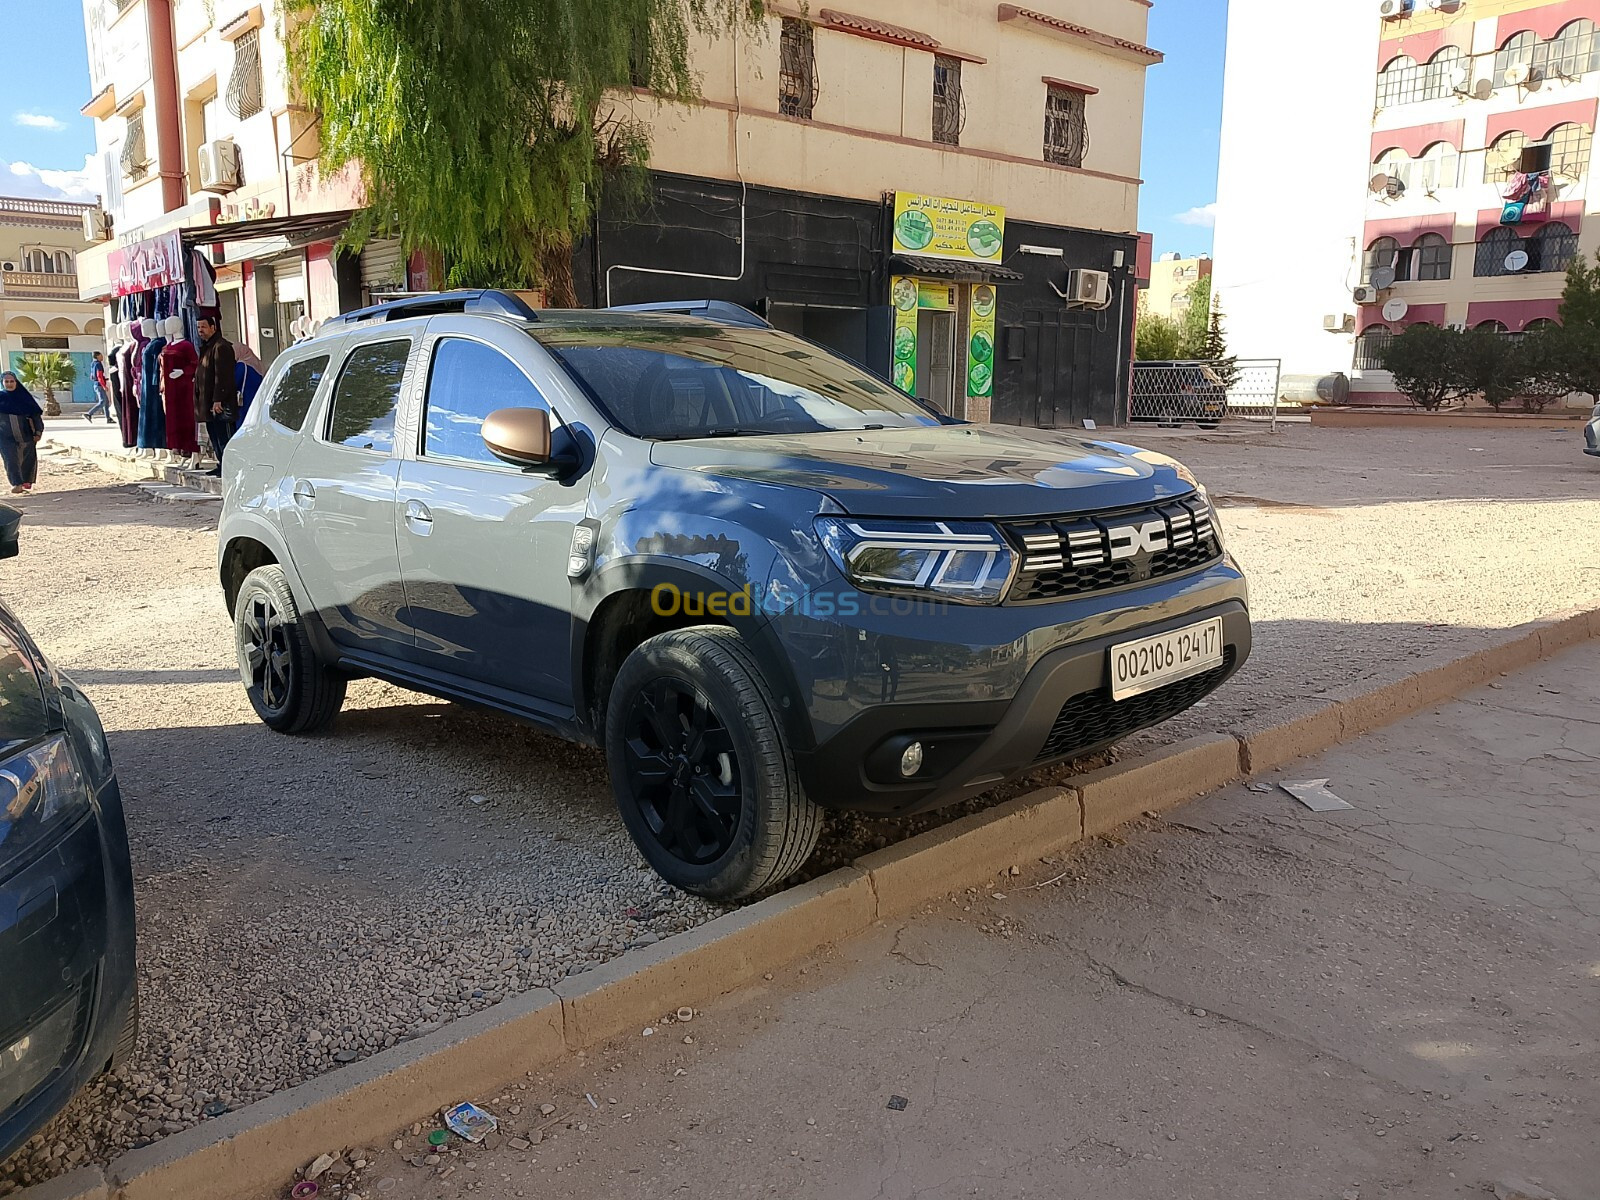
{"left": 788, "top": 580, "right": 1250, "bottom": 816}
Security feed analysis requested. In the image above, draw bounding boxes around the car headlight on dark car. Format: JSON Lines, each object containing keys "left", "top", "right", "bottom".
{"left": 0, "top": 736, "right": 91, "bottom": 875}
{"left": 816, "top": 518, "right": 1017, "bottom": 604}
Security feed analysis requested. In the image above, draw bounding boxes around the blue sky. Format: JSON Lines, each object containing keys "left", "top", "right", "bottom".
{"left": 0, "top": 1, "right": 1229, "bottom": 255}
{"left": 1139, "top": 0, "right": 1222, "bottom": 259}
{"left": 1140, "top": 0, "right": 1228, "bottom": 259}
{"left": 0, "top": 2, "right": 98, "bottom": 200}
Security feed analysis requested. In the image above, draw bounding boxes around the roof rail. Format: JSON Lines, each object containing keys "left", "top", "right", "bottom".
{"left": 328, "top": 289, "right": 541, "bottom": 328}
{"left": 605, "top": 300, "right": 771, "bottom": 329}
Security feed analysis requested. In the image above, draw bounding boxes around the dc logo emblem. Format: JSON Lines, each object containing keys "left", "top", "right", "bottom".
{"left": 1106, "top": 520, "right": 1169, "bottom": 562}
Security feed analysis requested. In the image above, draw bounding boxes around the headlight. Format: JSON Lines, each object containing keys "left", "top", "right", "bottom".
{"left": 0, "top": 736, "right": 91, "bottom": 874}
{"left": 816, "top": 518, "right": 1016, "bottom": 605}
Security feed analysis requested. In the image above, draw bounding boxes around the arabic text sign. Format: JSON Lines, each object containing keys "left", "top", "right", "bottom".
{"left": 109, "top": 230, "right": 185, "bottom": 298}
{"left": 892, "top": 193, "right": 1006, "bottom": 263}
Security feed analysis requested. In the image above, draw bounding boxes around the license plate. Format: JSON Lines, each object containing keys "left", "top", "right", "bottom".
{"left": 1109, "top": 617, "right": 1225, "bottom": 701}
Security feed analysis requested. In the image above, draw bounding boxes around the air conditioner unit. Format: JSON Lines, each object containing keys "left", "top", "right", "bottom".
{"left": 82, "top": 208, "right": 112, "bottom": 242}
{"left": 1353, "top": 286, "right": 1381, "bottom": 304}
{"left": 198, "top": 139, "right": 241, "bottom": 192}
{"left": 1446, "top": 321, "right": 1468, "bottom": 331}
{"left": 0, "top": 261, "right": 15, "bottom": 273}
{"left": 1324, "top": 313, "right": 1357, "bottom": 333}
{"left": 1066, "top": 268, "right": 1112, "bottom": 307}
{"left": 1379, "top": 0, "right": 1414, "bottom": 19}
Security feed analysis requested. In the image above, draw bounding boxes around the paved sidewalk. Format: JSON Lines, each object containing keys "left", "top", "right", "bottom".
{"left": 363, "top": 644, "right": 1599, "bottom": 1200}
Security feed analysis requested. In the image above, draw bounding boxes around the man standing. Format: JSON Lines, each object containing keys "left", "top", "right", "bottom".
{"left": 194, "top": 314, "right": 238, "bottom": 476}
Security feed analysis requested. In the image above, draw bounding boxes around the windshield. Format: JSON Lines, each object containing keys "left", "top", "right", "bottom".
{"left": 530, "top": 322, "right": 944, "bottom": 440}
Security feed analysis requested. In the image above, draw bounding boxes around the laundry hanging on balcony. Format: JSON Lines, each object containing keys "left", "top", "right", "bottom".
{"left": 1501, "top": 172, "right": 1550, "bottom": 225}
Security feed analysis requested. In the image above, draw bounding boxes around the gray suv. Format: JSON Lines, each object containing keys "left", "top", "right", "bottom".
{"left": 218, "top": 291, "right": 1250, "bottom": 899}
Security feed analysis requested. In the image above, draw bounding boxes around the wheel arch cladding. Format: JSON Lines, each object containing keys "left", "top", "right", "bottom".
{"left": 220, "top": 534, "right": 279, "bottom": 613}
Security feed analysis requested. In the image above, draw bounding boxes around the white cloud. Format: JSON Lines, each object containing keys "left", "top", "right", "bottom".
{"left": 14, "top": 112, "right": 67, "bottom": 132}
{"left": 4, "top": 156, "right": 101, "bottom": 203}
{"left": 1174, "top": 202, "right": 1219, "bottom": 229}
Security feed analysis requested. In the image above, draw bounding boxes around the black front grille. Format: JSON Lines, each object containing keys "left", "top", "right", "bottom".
{"left": 1033, "top": 648, "right": 1236, "bottom": 765}
{"left": 1005, "top": 495, "right": 1222, "bottom": 604}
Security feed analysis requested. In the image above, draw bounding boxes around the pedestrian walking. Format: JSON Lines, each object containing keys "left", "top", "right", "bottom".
{"left": 84, "top": 351, "right": 114, "bottom": 423}
{"left": 0, "top": 372, "right": 45, "bottom": 493}
{"left": 194, "top": 314, "right": 238, "bottom": 476}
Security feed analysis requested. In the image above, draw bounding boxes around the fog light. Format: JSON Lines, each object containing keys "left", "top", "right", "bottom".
{"left": 899, "top": 741, "right": 924, "bottom": 778}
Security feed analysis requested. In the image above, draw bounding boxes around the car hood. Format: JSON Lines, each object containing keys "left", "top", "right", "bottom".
{"left": 648, "top": 424, "right": 1201, "bottom": 518}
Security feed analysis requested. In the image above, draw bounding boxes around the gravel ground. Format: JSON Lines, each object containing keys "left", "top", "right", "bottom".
{"left": 2, "top": 422, "right": 1598, "bottom": 1190}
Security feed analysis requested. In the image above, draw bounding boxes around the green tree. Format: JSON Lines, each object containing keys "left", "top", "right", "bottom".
{"left": 1380, "top": 324, "right": 1469, "bottom": 411}
{"left": 1454, "top": 326, "right": 1526, "bottom": 411}
{"left": 285, "top": 0, "right": 765, "bottom": 304}
{"left": 1178, "top": 275, "right": 1211, "bottom": 357}
{"left": 1512, "top": 333, "right": 1572, "bottom": 412}
{"left": 1522, "top": 250, "right": 1600, "bottom": 402}
{"left": 1198, "top": 299, "right": 1239, "bottom": 390}
{"left": 13, "top": 352, "right": 75, "bottom": 417}
{"left": 1135, "top": 314, "right": 1186, "bottom": 361}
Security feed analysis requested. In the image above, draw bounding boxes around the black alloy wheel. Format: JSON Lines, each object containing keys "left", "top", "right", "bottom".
{"left": 622, "top": 677, "right": 742, "bottom": 866}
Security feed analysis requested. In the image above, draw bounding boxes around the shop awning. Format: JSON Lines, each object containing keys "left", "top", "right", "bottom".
{"left": 181, "top": 209, "right": 358, "bottom": 250}
{"left": 891, "top": 254, "right": 1025, "bottom": 283}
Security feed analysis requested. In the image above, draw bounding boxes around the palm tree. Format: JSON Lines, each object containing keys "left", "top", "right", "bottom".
{"left": 14, "top": 352, "right": 76, "bottom": 417}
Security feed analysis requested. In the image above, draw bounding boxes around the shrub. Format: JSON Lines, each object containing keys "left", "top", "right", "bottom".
{"left": 1379, "top": 324, "right": 1469, "bottom": 410}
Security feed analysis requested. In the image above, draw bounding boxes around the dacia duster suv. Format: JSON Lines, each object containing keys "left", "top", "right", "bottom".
{"left": 218, "top": 291, "right": 1250, "bottom": 900}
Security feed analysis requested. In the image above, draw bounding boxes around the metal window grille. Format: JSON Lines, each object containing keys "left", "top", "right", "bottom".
{"left": 1495, "top": 31, "right": 1537, "bottom": 85}
{"left": 20, "top": 336, "right": 69, "bottom": 351}
{"left": 1484, "top": 131, "right": 1527, "bottom": 182}
{"left": 1414, "top": 234, "right": 1453, "bottom": 281}
{"left": 1043, "top": 84, "right": 1088, "bottom": 167}
{"left": 1354, "top": 327, "right": 1394, "bottom": 371}
{"left": 1376, "top": 56, "right": 1421, "bottom": 107}
{"left": 779, "top": 19, "right": 817, "bottom": 118}
{"left": 1546, "top": 19, "right": 1600, "bottom": 77}
{"left": 226, "top": 28, "right": 264, "bottom": 120}
{"left": 1420, "top": 47, "right": 1464, "bottom": 99}
{"left": 119, "top": 109, "right": 149, "bottom": 181}
{"left": 932, "top": 56, "right": 964, "bottom": 146}
{"left": 1528, "top": 222, "right": 1579, "bottom": 273}
{"left": 1474, "top": 227, "right": 1522, "bottom": 277}
{"left": 1547, "top": 122, "right": 1591, "bottom": 179}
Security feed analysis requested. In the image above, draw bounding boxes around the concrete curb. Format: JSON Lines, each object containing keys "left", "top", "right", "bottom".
{"left": 17, "top": 603, "right": 1599, "bottom": 1200}
{"left": 39, "top": 440, "right": 162, "bottom": 483}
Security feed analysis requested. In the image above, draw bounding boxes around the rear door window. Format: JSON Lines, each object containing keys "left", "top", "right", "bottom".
{"left": 267, "top": 355, "right": 330, "bottom": 431}
{"left": 326, "top": 340, "right": 411, "bottom": 453}
{"left": 422, "top": 338, "right": 553, "bottom": 467}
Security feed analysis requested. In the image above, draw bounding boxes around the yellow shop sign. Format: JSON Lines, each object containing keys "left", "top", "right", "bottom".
{"left": 892, "top": 192, "right": 1006, "bottom": 262}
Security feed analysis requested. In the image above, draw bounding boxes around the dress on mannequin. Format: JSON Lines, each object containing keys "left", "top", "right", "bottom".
{"left": 124, "top": 324, "right": 148, "bottom": 450}
{"left": 138, "top": 322, "right": 168, "bottom": 451}
{"left": 160, "top": 319, "right": 199, "bottom": 457}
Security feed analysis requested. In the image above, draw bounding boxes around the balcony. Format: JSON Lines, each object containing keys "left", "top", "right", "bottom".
{"left": 0, "top": 198, "right": 93, "bottom": 220}
{"left": 0, "top": 271, "right": 83, "bottom": 300}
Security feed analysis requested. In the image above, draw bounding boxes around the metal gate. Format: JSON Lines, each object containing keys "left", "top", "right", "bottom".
{"left": 1129, "top": 359, "right": 1283, "bottom": 429}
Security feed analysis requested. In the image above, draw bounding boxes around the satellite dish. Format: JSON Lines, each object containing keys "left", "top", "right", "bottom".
{"left": 1382, "top": 298, "right": 1410, "bottom": 322}
{"left": 1505, "top": 62, "right": 1531, "bottom": 86}
{"left": 1471, "top": 77, "right": 1494, "bottom": 100}
{"left": 1505, "top": 249, "right": 1530, "bottom": 272}
{"left": 1386, "top": 177, "right": 1407, "bottom": 198}
{"left": 1369, "top": 173, "right": 1392, "bottom": 194}
{"left": 1447, "top": 64, "right": 1469, "bottom": 89}
{"left": 1371, "top": 266, "right": 1398, "bottom": 290}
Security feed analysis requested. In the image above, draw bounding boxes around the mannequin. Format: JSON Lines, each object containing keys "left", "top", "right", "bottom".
{"left": 123, "top": 319, "right": 147, "bottom": 451}
{"left": 160, "top": 316, "right": 200, "bottom": 464}
{"left": 137, "top": 317, "right": 168, "bottom": 454}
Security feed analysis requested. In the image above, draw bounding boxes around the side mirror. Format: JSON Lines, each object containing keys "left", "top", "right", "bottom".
{"left": 482, "top": 408, "right": 554, "bottom": 469}
{"left": 0, "top": 504, "right": 20, "bottom": 560}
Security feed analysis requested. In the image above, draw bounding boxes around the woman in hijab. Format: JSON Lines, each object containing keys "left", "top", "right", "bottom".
{"left": 0, "top": 372, "right": 45, "bottom": 493}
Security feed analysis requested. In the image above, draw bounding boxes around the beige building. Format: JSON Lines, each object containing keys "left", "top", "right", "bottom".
{"left": 0, "top": 196, "right": 107, "bottom": 406}
{"left": 76, "top": 0, "right": 1160, "bottom": 425}
{"left": 1140, "top": 253, "right": 1212, "bottom": 322}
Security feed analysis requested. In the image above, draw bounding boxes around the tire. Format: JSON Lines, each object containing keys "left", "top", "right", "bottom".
{"left": 605, "top": 626, "right": 822, "bottom": 900}
{"left": 234, "top": 564, "right": 347, "bottom": 734}
{"left": 1198, "top": 422, "right": 1221, "bottom": 430}
{"left": 109, "top": 989, "right": 139, "bottom": 1073}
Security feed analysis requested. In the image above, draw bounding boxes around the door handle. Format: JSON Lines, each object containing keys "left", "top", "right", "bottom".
{"left": 404, "top": 499, "right": 434, "bottom": 535}
{"left": 292, "top": 479, "right": 316, "bottom": 508}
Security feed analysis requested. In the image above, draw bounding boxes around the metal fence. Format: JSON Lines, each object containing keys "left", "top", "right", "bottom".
{"left": 1129, "top": 359, "right": 1284, "bottom": 430}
